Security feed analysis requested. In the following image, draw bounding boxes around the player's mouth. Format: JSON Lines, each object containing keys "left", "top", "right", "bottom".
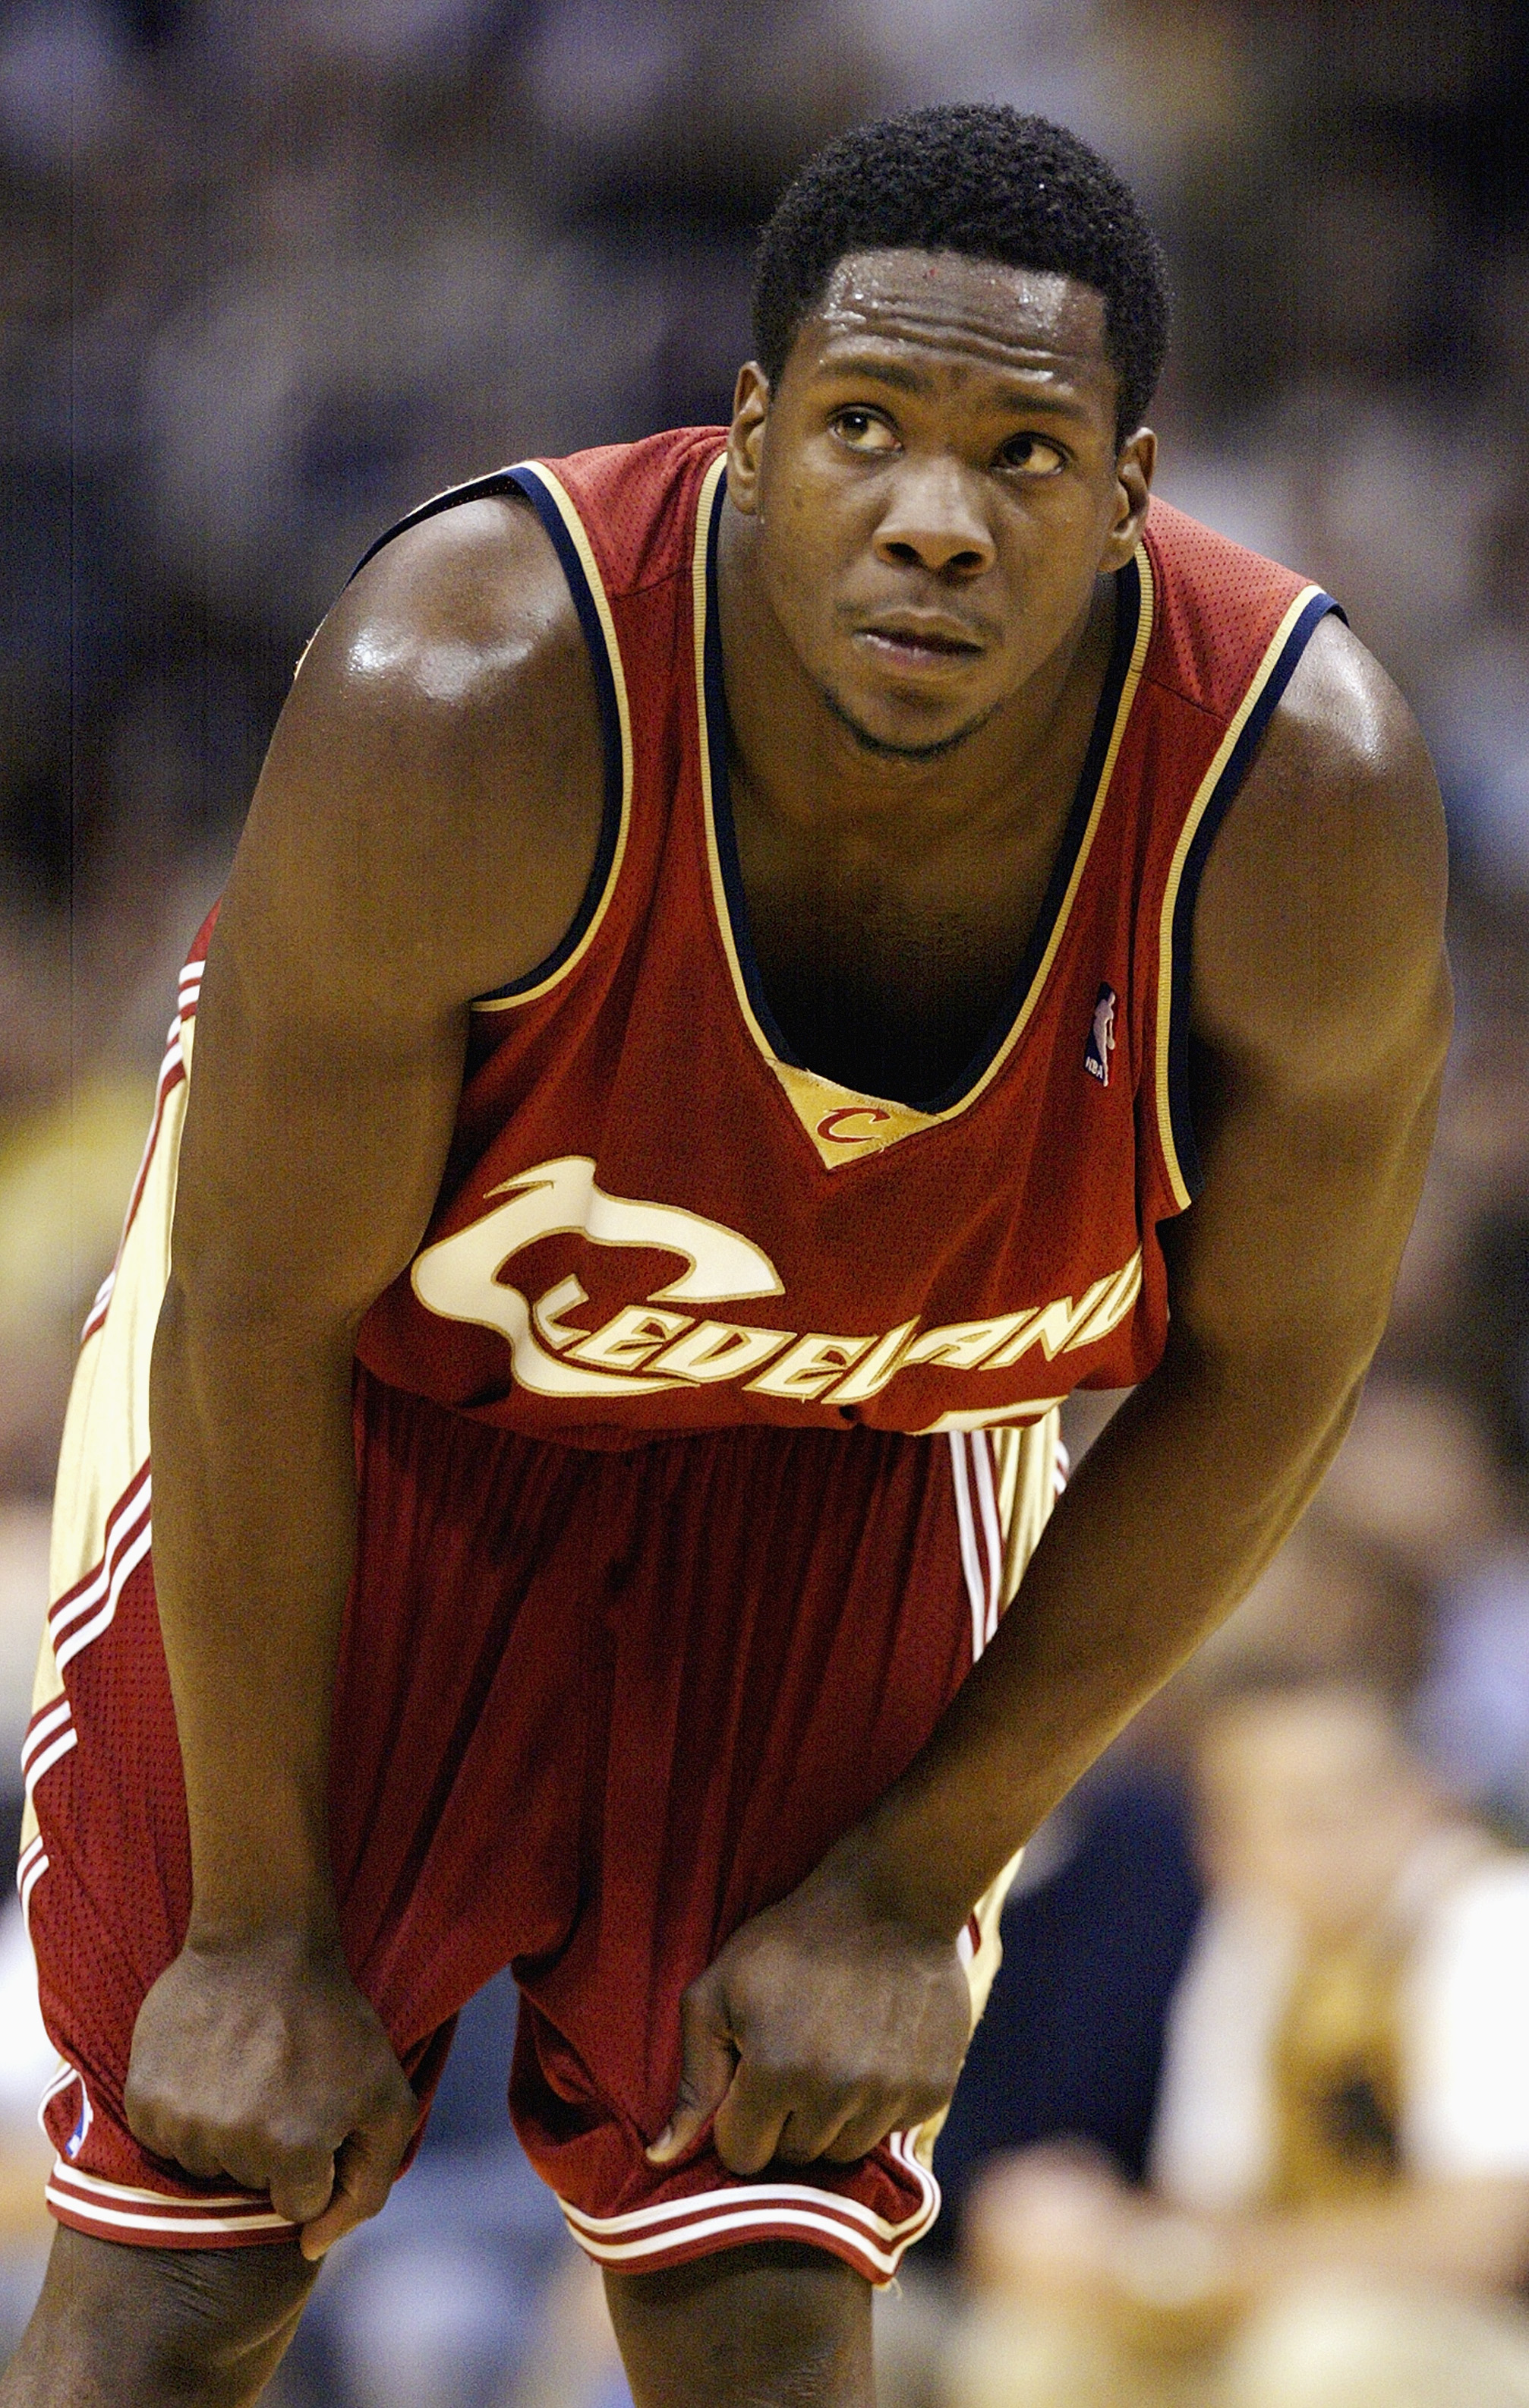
{"left": 853, "top": 614, "right": 986, "bottom": 674}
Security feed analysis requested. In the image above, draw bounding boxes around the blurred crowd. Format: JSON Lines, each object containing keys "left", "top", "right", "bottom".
{"left": 4, "top": 0, "right": 1529, "bottom": 2400}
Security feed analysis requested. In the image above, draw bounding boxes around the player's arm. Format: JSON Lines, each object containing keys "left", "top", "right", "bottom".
{"left": 124, "top": 497, "right": 604, "bottom": 2255}
{"left": 652, "top": 614, "right": 1452, "bottom": 2175}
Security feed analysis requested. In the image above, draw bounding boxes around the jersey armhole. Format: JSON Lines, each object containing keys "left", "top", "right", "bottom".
{"left": 341, "top": 464, "right": 632, "bottom": 1013}
{"left": 1154, "top": 587, "right": 1343, "bottom": 1208}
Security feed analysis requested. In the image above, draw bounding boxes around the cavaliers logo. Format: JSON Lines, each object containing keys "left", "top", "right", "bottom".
{"left": 411, "top": 1155, "right": 1145, "bottom": 1425}
{"left": 412, "top": 1157, "right": 784, "bottom": 1400}
{"left": 815, "top": 1106, "right": 892, "bottom": 1147}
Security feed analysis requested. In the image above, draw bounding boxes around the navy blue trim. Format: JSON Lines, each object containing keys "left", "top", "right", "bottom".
{"left": 1165, "top": 589, "right": 1344, "bottom": 1199}
{"left": 473, "top": 469, "right": 623, "bottom": 1000}
{"left": 345, "top": 467, "right": 527, "bottom": 586}
{"left": 702, "top": 472, "right": 1143, "bottom": 1116}
{"left": 345, "top": 468, "right": 626, "bottom": 1008}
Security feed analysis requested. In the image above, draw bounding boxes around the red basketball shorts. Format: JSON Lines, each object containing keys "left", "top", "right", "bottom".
{"left": 24, "top": 1365, "right": 1057, "bottom": 2284}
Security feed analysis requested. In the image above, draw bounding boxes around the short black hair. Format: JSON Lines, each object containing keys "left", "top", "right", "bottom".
{"left": 752, "top": 105, "right": 1171, "bottom": 447}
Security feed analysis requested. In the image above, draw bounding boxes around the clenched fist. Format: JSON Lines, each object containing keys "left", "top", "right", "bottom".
{"left": 126, "top": 1929, "right": 419, "bottom": 2259}
{"left": 647, "top": 1856, "right": 973, "bottom": 2177}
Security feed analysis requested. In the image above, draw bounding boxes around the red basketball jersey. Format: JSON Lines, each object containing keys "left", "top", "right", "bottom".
{"left": 354, "top": 428, "right": 1335, "bottom": 1447}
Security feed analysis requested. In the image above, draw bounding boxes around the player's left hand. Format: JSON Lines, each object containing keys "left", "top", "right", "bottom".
{"left": 645, "top": 1855, "right": 972, "bottom": 2176}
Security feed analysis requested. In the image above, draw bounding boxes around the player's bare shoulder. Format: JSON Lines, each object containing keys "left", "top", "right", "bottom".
{"left": 232, "top": 489, "right": 606, "bottom": 1014}
{"left": 1191, "top": 613, "right": 1451, "bottom": 1097}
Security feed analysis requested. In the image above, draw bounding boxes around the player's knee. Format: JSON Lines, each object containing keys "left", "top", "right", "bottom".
{"left": 1, "top": 2227, "right": 317, "bottom": 2407}
{"left": 604, "top": 2241, "right": 875, "bottom": 2408}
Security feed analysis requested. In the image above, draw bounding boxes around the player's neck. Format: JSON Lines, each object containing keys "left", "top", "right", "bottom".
{"left": 715, "top": 503, "right": 1115, "bottom": 862}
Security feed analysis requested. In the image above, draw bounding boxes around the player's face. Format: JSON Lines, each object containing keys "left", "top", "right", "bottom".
{"left": 726, "top": 250, "right": 1153, "bottom": 761}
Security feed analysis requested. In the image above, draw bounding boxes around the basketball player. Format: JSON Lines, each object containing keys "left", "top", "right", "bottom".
{"left": 3, "top": 107, "right": 1449, "bottom": 2407}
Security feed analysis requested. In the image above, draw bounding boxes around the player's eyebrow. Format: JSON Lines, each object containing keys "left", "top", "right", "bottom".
{"left": 810, "top": 351, "right": 935, "bottom": 396}
{"left": 809, "top": 346, "right": 1100, "bottom": 421}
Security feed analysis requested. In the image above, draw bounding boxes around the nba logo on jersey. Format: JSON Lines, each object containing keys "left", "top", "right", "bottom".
{"left": 1084, "top": 984, "right": 1117, "bottom": 1085}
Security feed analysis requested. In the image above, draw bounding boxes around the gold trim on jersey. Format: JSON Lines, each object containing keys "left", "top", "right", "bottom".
{"left": 1152, "top": 582, "right": 1329, "bottom": 1212}
{"left": 23, "top": 1001, "right": 192, "bottom": 1907}
{"left": 692, "top": 480, "right": 1156, "bottom": 1168}
{"left": 41, "top": 1063, "right": 185, "bottom": 1702}
{"left": 470, "top": 460, "right": 635, "bottom": 1013}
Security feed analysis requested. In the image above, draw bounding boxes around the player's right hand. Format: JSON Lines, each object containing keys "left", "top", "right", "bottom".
{"left": 125, "top": 1930, "right": 419, "bottom": 2259}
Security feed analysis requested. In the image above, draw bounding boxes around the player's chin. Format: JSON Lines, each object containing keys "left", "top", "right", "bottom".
{"left": 824, "top": 677, "right": 996, "bottom": 765}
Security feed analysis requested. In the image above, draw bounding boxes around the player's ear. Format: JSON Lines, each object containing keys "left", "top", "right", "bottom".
{"left": 1101, "top": 426, "right": 1155, "bottom": 571}
{"left": 726, "top": 364, "right": 771, "bottom": 518}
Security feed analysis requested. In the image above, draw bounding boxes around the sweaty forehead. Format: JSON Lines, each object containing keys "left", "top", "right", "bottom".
{"left": 800, "top": 249, "right": 1114, "bottom": 393}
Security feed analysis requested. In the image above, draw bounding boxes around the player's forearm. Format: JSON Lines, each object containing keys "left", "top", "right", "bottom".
{"left": 149, "top": 1273, "right": 360, "bottom": 1942}
{"left": 833, "top": 1333, "right": 1361, "bottom": 1938}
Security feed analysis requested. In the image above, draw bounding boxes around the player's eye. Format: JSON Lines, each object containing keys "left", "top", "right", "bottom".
{"left": 831, "top": 409, "right": 899, "bottom": 453}
{"left": 998, "top": 434, "right": 1065, "bottom": 476}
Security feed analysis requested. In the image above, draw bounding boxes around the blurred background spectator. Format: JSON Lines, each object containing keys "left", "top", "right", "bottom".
{"left": 951, "top": 1674, "right": 1529, "bottom": 2407}
{"left": 4, "top": 1, "right": 1529, "bottom": 2399}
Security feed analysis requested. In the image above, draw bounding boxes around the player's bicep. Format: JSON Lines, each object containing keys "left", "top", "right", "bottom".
{"left": 1168, "top": 623, "right": 1451, "bottom": 1384}
{"left": 170, "top": 630, "right": 482, "bottom": 1324}
{"left": 175, "top": 917, "right": 468, "bottom": 1330}
{"left": 1165, "top": 1030, "right": 1443, "bottom": 1400}
{"left": 1192, "top": 616, "right": 1449, "bottom": 1100}
{"left": 169, "top": 500, "right": 602, "bottom": 1325}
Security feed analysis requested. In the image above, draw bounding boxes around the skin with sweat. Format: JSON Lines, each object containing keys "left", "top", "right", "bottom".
{"left": 0, "top": 250, "right": 1449, "bottom": 2408}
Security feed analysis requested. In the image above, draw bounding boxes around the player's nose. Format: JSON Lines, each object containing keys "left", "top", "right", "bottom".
{"left": 872, "top": 456, "right": 995, "bottom": 579}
